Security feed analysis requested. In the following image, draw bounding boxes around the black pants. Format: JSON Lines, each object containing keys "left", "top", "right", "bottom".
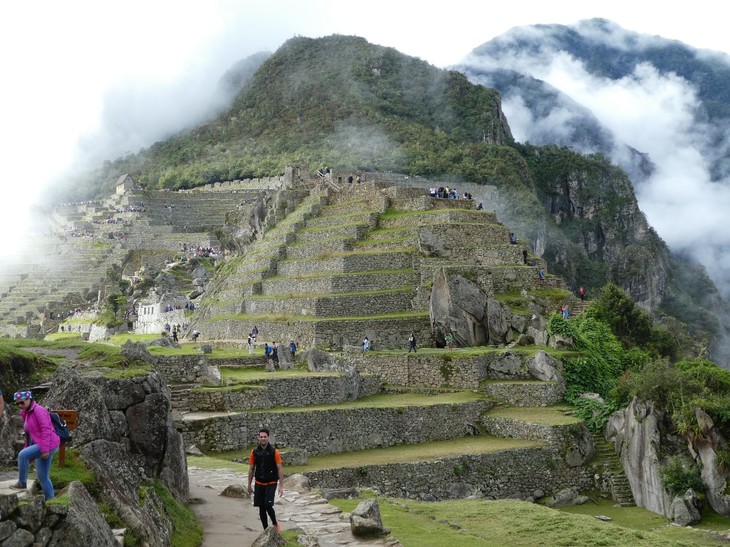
{"left": 253, "top": 482, "right": 278, "bottom": 529}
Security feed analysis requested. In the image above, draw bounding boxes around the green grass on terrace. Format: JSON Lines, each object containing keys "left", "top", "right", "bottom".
{"left": 246, "top": 286, "right": 413, "bottom": 300}
{"left": 205, "top": 310, "right": 430, "bottom": 323}
{"left": 263, "top": 268, "right": 413, "bottom": 280}
{"left": 485, "top": 405, "right": 583, "bottom": 426}
{"left": 278, "top": 247, "right": 415, "bottom": 264}
{"left": 326, "top": 496, "right": 729, "bottom": 547}
{"left": 218, "top": 366, "right": 337, "bottom": 385}
{"left": 245, "top": 390, "right": 485, "bottom": 414}
{"left": 286, "top": 435, "right": 541, "bottom": 474}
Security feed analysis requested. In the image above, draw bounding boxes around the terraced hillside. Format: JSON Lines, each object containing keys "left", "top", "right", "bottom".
{"left": 176, "top": 346, "right": 612, "bottom": 503}
{"left": 0, "top": 180, "right": 279, "bottom": 337}
{"left": 194, "top": 180, "right": 563, "bottom": 350}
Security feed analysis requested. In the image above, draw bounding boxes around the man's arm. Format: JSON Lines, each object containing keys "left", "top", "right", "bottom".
{"left": 247, "top": 464, "right": 255, "bottom": 495}
{"left": 277, "top": 463, "right": 284, "bottom": 496}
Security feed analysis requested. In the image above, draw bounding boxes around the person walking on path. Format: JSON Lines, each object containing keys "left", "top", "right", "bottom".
{"left": 247, "top": 429, "right": 284, "bottom": 532}
{"left": 408, "top": 333, "right": 417, "bottom": 353}
{"left": 248, "top": 335, "right": 254, "bottom": 355}
{"left": 10, "top": 390, "right": 60, "bottom": 499}
{"left": 289, "top": 340, "right": 297, "bottom": 359}
{"left": 579, "top": 286, "right": 586, "bottom": 301}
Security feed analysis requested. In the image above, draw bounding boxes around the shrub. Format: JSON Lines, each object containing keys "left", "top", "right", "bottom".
{"left": 659, "top": 456, "right": 705, "bottom": 496}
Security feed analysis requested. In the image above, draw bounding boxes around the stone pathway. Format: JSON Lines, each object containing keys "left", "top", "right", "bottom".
{"left": 188, "top": 466, "right": 400, "bottom": 546}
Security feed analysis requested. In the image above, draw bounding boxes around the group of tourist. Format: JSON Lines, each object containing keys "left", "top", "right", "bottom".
{"left": 429, "top": 187, "right": 475, "bottom": 200}
{"left": 178, "top": 242, "right": 221, "bottom": 260}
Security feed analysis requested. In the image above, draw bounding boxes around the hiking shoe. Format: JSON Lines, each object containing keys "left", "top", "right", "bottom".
{"left": 9, "top": 482, "right": 26, "bottom": 490}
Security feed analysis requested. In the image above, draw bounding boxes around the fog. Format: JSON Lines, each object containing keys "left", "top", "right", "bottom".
{"left": 462, "top": 20, "right": 730, "bottom": 299}
{"left": 3, "top": 1, "right": 730, "bottom": 282}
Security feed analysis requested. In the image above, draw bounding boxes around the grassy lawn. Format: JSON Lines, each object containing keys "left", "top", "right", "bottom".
{"left": 187, "top": 435, "right": 542, "bottom": 475}
{"left": 329, "top": 496, "right": 727, "bottom": 546}
{"left": 244, "top": 390, "right": 485, "bottom": 414}
{"left": 485, "top": 405, "right": 583, "bottom": 426}
{"left": 218, "top": 366, "right": 336, "bottom": 384}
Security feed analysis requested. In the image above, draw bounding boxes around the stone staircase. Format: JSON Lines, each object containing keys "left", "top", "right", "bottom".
{"left": 590, "top": 431, "right": 636, "bottom": 506}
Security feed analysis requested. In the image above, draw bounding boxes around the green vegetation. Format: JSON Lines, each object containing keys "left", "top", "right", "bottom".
{"left": 151, "top": 481, "right": 203, "bottom": 547}
{"left": 328, "top": 495, "right": 727, "bottom": 546}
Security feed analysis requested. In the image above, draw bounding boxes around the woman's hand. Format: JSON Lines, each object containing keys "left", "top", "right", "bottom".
{"left": 41, "top": 452, "right": 49, "bottom": 460}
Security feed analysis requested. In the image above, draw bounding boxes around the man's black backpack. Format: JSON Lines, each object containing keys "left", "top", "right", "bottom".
{"left": 49, "top": 410, "right": 72, "bottom": 442}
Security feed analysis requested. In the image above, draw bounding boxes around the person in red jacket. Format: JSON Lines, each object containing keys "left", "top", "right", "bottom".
{"left": 9, "top": 390, "right": 61, "bottom": 499}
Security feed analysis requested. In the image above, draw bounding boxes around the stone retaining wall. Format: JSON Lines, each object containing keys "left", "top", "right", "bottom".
{"left": 303, "top": 446, "right": 593, "bottom": 502}
{"left": 181, "top": 400, "right": 490, "bottom": 454}
{"left": 482, "top": 381, "right": 565, "bottom": 406}
{"left": 244, "top": 290, "right": 415, "bottom": 317}
{"left": 260, "top": 271, "right": 416, "bottom": 296}
{"left": 188, "top": 374, "right": 382, "bottom": 411}
{"left": 349, "top": 351, "right": 540, "bottom": 389}
{"left": 277, "top": 251, "right": 414, "bottom": 277}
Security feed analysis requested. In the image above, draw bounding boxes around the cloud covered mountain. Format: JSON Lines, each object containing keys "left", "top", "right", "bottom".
{"left": 457, "top": 18, "right": 730, "bottom": 300}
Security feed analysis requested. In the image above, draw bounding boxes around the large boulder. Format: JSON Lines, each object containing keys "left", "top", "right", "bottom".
{"left": 44, "top": 367, "right": 115, "bottom": 444}
{"left": 50, "top": 482, "right": 117, "bottom": 546}
{"left": 670, "top": 489, "right": 701, "bottom": 526}
{"left": 77, "top": 440, "right": 175, "bottom": 546}
{"left": 350, "top": 498, "right": 389, "bottom": 538}
{"left": 526, "top": 350, "right": 564, "bottom": 382}
{"left": 688, "top": 408, "right": 730, "bottom": 517}
{"left": 430, "top": 269, "right": 488, "bottom": 346}
{"left": 305, "top": 349, "right": 360, "bottom": 399}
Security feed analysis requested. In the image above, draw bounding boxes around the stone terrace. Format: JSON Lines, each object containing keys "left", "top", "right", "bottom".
{"left": 196, "top": 180, "right": 558, "bottom": 350}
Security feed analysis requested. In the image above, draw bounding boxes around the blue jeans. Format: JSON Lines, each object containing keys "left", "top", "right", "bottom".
{"left": 18, "top": 444, "right": 58, "bottom": 499}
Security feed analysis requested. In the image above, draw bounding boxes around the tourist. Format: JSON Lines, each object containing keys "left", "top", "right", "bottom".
{"left": 0, "top": 389, "right": 4, "bottom": 417}
{"left": 251, "top": 325, "right": 259, "bottom": 341}
{"left": 247, "top": 428, "right": 284, "bottom": 532}
{"left": 10, "top": 390, "right": 60, "bottom": 499}
{"left": 271, "top": 342, "right": 279, "bottom": 365}
{"left": 362, "top": 337, "right": 370, "bottom": 351}
{"left": 579, "top": 286, "right": 586, "bottom": 301}
{"left": 408, "top": 333, "right": 417, "bottom": 353}
{"left": 248, "top": 335, "right": 255, "bottom": 355}
{"left": 444, "top": 332, "right": 454, "bottom": 351}
{"left": 289, "top": 340, "right": 297, "bottom": 359}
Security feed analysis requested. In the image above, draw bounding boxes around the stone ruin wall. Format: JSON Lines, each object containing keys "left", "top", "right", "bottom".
{"left": 187, "top": 374, "right": 382, "bottom": 412}
{"left": 180, "top": 400, "right": 490, "bottom": 454}
{"left": 304, "top": 446, "right": 593, "bottom": 502}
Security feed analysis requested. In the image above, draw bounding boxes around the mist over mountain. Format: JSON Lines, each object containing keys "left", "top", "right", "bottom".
{"left": 61, "top": 33, "right": 730, "bottom": 366}
{"left": 457, "top": 18, "right": 730, "bottom": 300}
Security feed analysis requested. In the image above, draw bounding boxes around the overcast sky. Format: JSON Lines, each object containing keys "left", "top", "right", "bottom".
{"left": 1, "top": 0, "right": 728, "bottom": 256}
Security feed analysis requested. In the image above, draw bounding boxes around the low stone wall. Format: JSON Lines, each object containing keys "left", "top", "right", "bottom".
{"left": 244, "top": 290, "right": 415, "bottom": 317}
{"left": 481, "top": 416, "right": 594, "bottom": 465}
{"left": 349, "top": 351, "right": 539, "bottom": 389}
{"left": 482, "top": 381, "right": 565, "bottom": 406}
{"left": 181, "top": 400, "right": 490, "bottom": 454}
{"left": 303, "top": 446, "right": 593, "bottom": 502}
{"left": 260, "top": 271, "right": 417, "bottom": 296}
{"left": 277, "top": 251, "right": 413, "bottom": 277}
{"left": 188, "top": 374, "right": 382, "bottom": 411}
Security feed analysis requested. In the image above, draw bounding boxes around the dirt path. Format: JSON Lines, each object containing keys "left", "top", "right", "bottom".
{"left": 188, "top": 466, "right": 263, "bottom": 546}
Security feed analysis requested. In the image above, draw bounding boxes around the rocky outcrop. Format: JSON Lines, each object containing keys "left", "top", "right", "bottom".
{"left": 605, "top": 398, "right": 672, "bottom": 516}
{"left": 43, "top": 366, "right": 188, "bottom": 545}
{"left": 686, "top": 408, "right": 730, "bottom": 517}
{"left": 350, "top": 498, "right": 390, "bottom": 538}
{"left": 430, "top": 269, "right": 488, "bottom": 346}
{"left": 305, "top": 349, "right": 362, "bottom": 400}
{"left": 670, "top": 489, "right": 701, "bottom": 526}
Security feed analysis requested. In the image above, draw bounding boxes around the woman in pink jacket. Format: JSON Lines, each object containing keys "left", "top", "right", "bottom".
{"left": 9, "top": 390, "right": 60, "bottom": 499}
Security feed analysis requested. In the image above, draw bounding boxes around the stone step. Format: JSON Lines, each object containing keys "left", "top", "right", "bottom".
{"left": 284, "top": 239, "right": 353, "bottom": 260}
{"left": 303, "top": 211, "right": 378, "bottom": 230}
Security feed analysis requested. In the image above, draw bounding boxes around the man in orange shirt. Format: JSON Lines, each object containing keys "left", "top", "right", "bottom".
{"left": 247, "top": 428, "right": 284, "bottom": 531}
